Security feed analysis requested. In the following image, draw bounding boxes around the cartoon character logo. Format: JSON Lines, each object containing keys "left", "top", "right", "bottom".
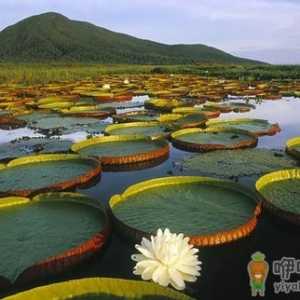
{"left": 248, "top": 252, "right": 269, "bottom": 297}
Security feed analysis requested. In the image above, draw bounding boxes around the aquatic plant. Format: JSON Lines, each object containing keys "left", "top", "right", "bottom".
{"left": 132, "top": 228, "right": 201, "bottom": 290}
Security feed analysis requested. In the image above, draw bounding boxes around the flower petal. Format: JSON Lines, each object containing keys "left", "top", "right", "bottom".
{"left": 181, "top": 273, "right": 198, "bottom": 282}
{"left": 135, "top": 245, "right": 155, "bottom": 259}
{"left": 156, "top": 266, "right": 170, "bottom": 287}
{"left": 142, "top": 264, "right": 157, "bottom": 280}
{"left": 169, "top": 268, "right": 185, "bottom": 290}
{"left": 176, "top": 264, "right": 200, "bottom": 276}
{"left": 131, "top": 254, "right": 144, "bottom": 262}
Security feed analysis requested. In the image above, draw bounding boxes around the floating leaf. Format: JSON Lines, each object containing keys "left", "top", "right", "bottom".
{"left": 0, "top": 193, "right": 109, "bottom": 285}
{"left": 72, "top": 135, "right": 169, "bottom": 166}
{"left": 0, "top": 154, "right": 101, "bottom": 196}
{"left": 256, "top": 169, "right": 300, "bottom": 224}
{"left": 0, "top": 137, "right": 72, "bottom": 161}
{"left": 105, "top": 122, "right": 168, "bottom": 138}
{"left": 3, "top": 278, "right": 193, "bottom": 300}
{"left": 178, "top": 149, "right": 298, "bottom": 180}
{"left": 171, "top": 127, "right": 257, "bottom": 152}
{"left": 110, "top": 176, "right": 260, "bottom": 246}
{"left": 207, "top": 118, "right": 281, "bottom": 136}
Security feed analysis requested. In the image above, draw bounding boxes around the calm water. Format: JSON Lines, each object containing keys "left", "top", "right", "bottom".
{"left": 2, "top": 97, "right": 300, "bottom": 300}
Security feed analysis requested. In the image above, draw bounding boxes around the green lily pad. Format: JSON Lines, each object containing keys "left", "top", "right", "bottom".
{"left": 229, "top": 102, "right": 256, "bottom": 112}
{"left": 0, "top": 138, "right": 72, "bottom": 161}
{"left": 172, "top": 107, "right": 221, "bottom": 119}
{"left": 28, "top": 116, "right": 99, "bottom": 130}
{"left": 16, "top": 111, "right": 60, "bottom": 122}
{"left": 256, "top": 169, "right": 300, "bottom": 224}
{"left": 167, "top": 113, "right": 208, "bottom": 130}
{"left": 0, "top": 193, "right": 108, "bottom": 283}
{"left": 0, "top": 154, "right": 101, "bottom": 196}
{"left": 171, "top": 127, "right": 257, "bottom": 152}
{"left": 28, "top": 116, "right": 107, "bottom": 135}
{"left": 110, "top": 176, "right": 260, "bottom": 246}
{"left": 286, "top": 137, "right": 300, "bottom": 160}
{"left": 113, "top": 111, "right": 159, "bottom": 123}
{"left": 178, "top": 149, "right": 298, "bottom": 180}
{"left": 145, "top": 98, "right": 185, "bottom": 112}
{"left": 72, "top": 135, "right": 169, "bottom": 166}
{"left": 104, "top": 122, "right": 168, "bottom": 138}
{"left": 3, "top": 278, "right": 193, "bottom": 300}
{"left": 207, "top": 118, "right": 281, "bottom": 136}
{"left": 60, "top": 106, "right": 114, "bottom": 119}
{"left": 203, "top": 103, "right": 233, "bottom": 113}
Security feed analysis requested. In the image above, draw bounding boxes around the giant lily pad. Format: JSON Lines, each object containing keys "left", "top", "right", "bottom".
{"left": 256, "top": 169, "right": 300, "bottom": 224}
{"left": 178, "top": 149, "right": 298, "bottom": 180}
{"left": 207, "top": 118, "right": 281, "bottom": 136}
{"left": 104, "top": 122, "right": 168, "bottom": 138}
{"left": 3, "top": 278, "right": 193, "bottom": 300}
{"left": 0, "top": 193, "right": 109, "bottom": 286}
{"left": 28, "top": 116, "right": 107, "bottom": 135}
{"left": 0, "top": 138, "right": 72, "bottom": 161}
{"left": 286, "top": 137, "right": 300, "bottom": 160}
{"left": 171, "top": 127, "right": 257, "bottom": 152}
{"left": 72, "top": 135, "right": 169, "bottom": 166}
{"left": 0, "top": 154, "right": 101, "bottom": 196}
{"left": 110, "top": 176, "right": 261, "bottom": 246}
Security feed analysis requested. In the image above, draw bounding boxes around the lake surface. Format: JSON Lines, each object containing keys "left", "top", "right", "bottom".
{"left": 2, "top": 97, "right": 300, "bottom": 300}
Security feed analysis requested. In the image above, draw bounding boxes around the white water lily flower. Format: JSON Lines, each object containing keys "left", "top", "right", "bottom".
{"left": 131, "top": 228, "right": 202, "bottom": 291}
{"left": 124, "top": 79, "right": 130, "bottom": 84}
{"left": 102, "top": 84, "right": 111, "bottom": 90}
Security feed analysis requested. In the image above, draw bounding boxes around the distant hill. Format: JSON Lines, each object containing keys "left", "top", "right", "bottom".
{"left": 0, "top": 12, "right": 262, "bottom": 64}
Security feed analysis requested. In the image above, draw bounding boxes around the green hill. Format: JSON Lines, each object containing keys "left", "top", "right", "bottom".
{"left": 0, "top": 12, "right": 261, "bottom": 64}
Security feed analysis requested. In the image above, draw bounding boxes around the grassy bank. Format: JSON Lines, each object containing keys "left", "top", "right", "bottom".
{"left": 0, "top": 64, "right": 300, "bottom": 85}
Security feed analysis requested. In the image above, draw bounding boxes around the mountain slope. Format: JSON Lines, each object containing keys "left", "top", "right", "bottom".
{"left": 0, "top": 12, "right": 261, "bottom": 64}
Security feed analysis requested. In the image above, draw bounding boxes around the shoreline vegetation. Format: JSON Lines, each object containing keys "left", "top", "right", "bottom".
{"left": 0, "top": 64, "right": 300, "bottom": 85}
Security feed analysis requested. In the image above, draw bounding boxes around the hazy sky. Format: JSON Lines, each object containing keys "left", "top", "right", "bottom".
{"left": 0, "top": 0, "right": 299, "bottom": 64}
